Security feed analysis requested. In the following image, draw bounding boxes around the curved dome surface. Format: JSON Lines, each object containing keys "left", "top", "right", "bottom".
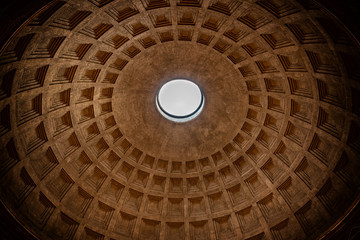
{"left": 0, "top": 0, "right": 360, "bottom": 239}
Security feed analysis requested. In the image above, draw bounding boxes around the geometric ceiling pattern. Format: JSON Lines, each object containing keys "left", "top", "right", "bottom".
{"left": 0, "top": 0, "right": 360, "bottom": 239}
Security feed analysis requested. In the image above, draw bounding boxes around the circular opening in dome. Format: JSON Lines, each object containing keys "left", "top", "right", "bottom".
{"left": 156, "top": 79, "right": 204, "bottom": 122}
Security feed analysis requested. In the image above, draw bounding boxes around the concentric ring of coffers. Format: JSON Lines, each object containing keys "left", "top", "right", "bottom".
{"left": 0, "top": 0, "right": 359, "bottom": 239}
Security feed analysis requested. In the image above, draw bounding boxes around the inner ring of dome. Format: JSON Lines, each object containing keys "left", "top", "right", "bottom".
{"left": 156, "top": 79, "right": 204, "bottom": 122}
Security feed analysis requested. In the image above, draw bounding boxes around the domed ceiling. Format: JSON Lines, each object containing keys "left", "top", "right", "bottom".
{"left": 1, "top": 0, "right": 360, "bottom": 239}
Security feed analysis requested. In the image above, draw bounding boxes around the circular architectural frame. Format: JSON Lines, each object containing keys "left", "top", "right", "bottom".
{"left": 0, "top": 0, "right": 360, "bottom": 239}
{"left": 156, "top": 79, "right": 205, "bottom": 122}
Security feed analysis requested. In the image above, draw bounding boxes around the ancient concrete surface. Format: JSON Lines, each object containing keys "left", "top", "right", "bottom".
{"left": 0, "top": 0, "right": 360, "bottom": 239}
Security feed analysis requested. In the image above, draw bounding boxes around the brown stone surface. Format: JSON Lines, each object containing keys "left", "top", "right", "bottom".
{"left": 114, "top": 42, "right": 246, "bottom": 160}
{"left": 0, "top": 0, "right": 359, "bottom": 239}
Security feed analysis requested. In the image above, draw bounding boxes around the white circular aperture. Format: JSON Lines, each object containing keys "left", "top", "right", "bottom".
{"left": 156, "top": 79, "right": 204, "bottom": 122}
{"left": 159, "top": 80, "right": 201, "bottom": 116}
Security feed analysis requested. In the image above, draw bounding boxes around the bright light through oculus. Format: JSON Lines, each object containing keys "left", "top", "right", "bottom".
{"left": 156, "top": 79, "right": 204, "bottom": 122}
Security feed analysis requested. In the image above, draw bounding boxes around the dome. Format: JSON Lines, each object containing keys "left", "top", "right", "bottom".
{"left": 0, "top": 0, "right": 360, "bottom": 239}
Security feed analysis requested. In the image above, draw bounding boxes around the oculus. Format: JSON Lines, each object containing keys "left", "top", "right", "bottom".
{"left": 156, "top": 79, "right": 204, "bottom": 122}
